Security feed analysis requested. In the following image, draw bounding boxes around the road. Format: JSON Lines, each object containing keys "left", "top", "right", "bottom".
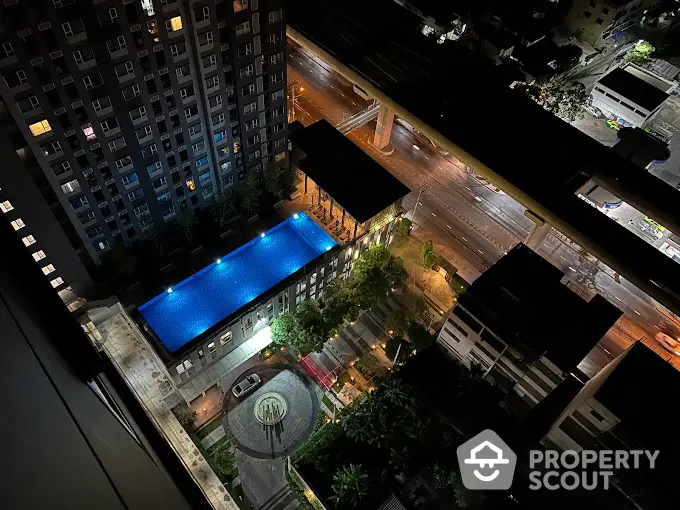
{"left": 287, "top": 41, "right": 680, "bottom": 375}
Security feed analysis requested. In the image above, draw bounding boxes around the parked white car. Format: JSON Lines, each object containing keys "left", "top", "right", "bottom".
{"left": 232, "top": 374, "right": 261, "bottom": 398}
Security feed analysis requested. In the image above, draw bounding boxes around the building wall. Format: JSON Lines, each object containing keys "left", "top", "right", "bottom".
{"left": 168, "top": 214, "right": 399, "bottom": 400}
{"left": 591, "top": 83, "right": 658, "bottom": 127}
{"left": 0, "top": 106, "right": 92, "bottom": 301}
{"left": 565, "top": 0, "right": 651, "bottom": 49}
{"left": 437, "top": 304, "right": 568, "bottom": 409}
{"left": 0, "top": 0, "right": 287, "bottom": 266}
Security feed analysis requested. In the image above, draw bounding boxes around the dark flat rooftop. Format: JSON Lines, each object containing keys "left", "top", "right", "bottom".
{"left": 598, "top": 67, "right": 669, "bottom": 111}
{"left": 458, "top": 244, "right": 622, "bottom": 371}
{"left": 291, "top": 120, "right": 410, "bottom": 223}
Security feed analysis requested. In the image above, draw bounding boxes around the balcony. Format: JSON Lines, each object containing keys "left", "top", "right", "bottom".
{"left": 109, "top": 47, "right": 128, "bottom": 60}
{"left": 66, "top": 31, "right": 88, "bottom": 45}
{"left": 76, "top": 58, "right": 98, "bottom": 72}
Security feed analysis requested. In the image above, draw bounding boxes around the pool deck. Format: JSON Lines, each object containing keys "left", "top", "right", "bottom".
{"left": 139, "top": 212, "right": 336, "bottom": 355}
{"left": 276, "top": 175, "right": 368, "bottom": 244}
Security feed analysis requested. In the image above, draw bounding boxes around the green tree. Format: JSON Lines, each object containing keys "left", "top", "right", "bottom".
{"left": 149, "top": 225, "right": 167, "bottom": 258}
{"left": 236, "top": 172, "right": 262, "bottom": 215}
{"left": 351, "top": 245, "right": 408, "bottom": 310}
{"left": 411, "top": 295, "right": 433, "bottom": 326}
{"left": 292, "top": 299, "right": 329, "bottom": 355}
{"left": 172, "top": 403, "right": 196, "bottom": 429}
{"left": 263, "top": 160, "right": 293, "bottom": 199}
{"left": 271, "top": 311, "right": 297, "bottom": 347}
{"left": 625, "top": 39, "right": 655, "bottom": 65}
{"left": 212, "top": 441, "right": 237, "bottom": 479}
{"left": 450, "top": 470, "right": 485, "bottom": 509}
{"left": 107, "top": 241, "right": 137, "bottom": 278}
{"left": 321, "top": 279, "right": 358, "bottom": 334}
{"left": 408, "top": 322, "right": 435, "bottom": 350}
{"left": 398, "top": 217, "right": 412, "bottom": 236}
{"left": 212, "top": 189, "right": 238, "bottom": 227}
{"left": 516, "top": 79, "right": 588, "bottom": 123}
{"left": 177, "top": 207, "right": 198, "bottom": 243}
{"left": 386, "top": 308, "right": 409, "bottom": 337}
{"left": 330, "top": 464, "right": 369, "bottom": 507}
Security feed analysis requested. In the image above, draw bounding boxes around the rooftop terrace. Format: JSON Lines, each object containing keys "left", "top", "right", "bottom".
{"left": 139, "top": 212, "right": 336, "bottom": 353}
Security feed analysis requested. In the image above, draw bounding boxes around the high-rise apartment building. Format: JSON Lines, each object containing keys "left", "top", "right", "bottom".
{"left": 0, "top": 0, "right": 288, "bottom": 265}
{"left": 0, "top": 111, "right": 93, "bottom": 304}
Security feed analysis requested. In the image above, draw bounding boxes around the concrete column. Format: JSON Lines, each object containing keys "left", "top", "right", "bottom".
{"left": 373, "top": 104, "right": 395, "bottom": 149}
{"left": 524, "top": 221, "right": 552, "bottom": 251}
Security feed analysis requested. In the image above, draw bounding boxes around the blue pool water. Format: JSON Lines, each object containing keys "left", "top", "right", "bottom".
{"left": 139, "top": 212, "right": 336, "bottom": 352}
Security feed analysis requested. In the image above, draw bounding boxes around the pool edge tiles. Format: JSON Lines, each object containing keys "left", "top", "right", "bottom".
{"left": 138, "top": 212, "right": 337, "bottom": 354}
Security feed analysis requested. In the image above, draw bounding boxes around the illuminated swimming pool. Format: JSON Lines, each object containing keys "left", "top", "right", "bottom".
{"left": 139, "top": 212, "right": 336, "bottom": 352}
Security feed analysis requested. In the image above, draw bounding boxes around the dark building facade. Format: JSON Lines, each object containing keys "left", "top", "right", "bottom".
{"left": 437, "top": 243, "right": 622, "bottom": 410}
{"left": 0, "top": 0, "right": 287, "bottom": 265}
{"left": 0, "top": 206, "right": 208, "bottom": 510}
{"left": 0, "top": 105, "right": 92, "bottom": 303}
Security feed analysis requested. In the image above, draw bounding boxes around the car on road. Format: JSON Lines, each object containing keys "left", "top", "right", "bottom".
{"left": 635, "top": 218, "right": 664, "bottom": 240}
{"left": 232, "top": 374, "right": 261, "bottom": 398}
{"left": 654, "top": 332, "right": 680, "bottom": 356}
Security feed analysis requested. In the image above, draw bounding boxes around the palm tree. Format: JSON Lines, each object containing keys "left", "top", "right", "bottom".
{"left": 380, "top": 379, "right": 409, "bottom": 407}
{"left": 330, "top": 464, "right": 369, "bottom": 507}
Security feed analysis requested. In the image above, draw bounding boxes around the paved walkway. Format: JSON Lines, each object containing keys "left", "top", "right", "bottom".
{"left": 86, "top": 303, "right": 238, "bottom": 510}
{"left": 178, "top": 325, "right": 274, "bottom": 402}
{"left": 201, "top": 426, "right": 227, "bottom": 449}
{"left": 191, "top": 384, "right": 225, "bottom": 429}
{"left": 390, "top": 229, "right": 458, "bottom": 312}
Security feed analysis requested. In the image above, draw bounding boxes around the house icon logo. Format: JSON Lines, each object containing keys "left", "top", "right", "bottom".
{"left": 456, "top": 429, "right": 517, "bottom": 490}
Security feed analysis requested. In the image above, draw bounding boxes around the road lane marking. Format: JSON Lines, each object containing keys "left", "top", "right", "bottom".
{"left": 352, "top": 101, "right": 357, "bottom": 105}
{"left": 431, "top": 212, "right": 436, "bottom": 217}
{"left": 465, "top": 186, "right": 471, "bottom": 191}
{"left": 615, "top": 296, "right": 622, "bottom": 302}
{"left": 474, "top": 196, "right": 482, "bottom": 202}
{"left": 446, "top": 224, "right": 452, "bottom": 229}
{"left": 330, "top": 85, "right": 334, "bottom": 89}
{"left": 340, "top": 93, "right": 345, "bottom": 97}
{"left": 437, "top": 165, "right": 443, "bottom": 170}
{"left": 299, "top": 61, "right": 304, "bottom": 65}
{"left": 424, "top": 155, "right": 429, "bottom": 160}
{"left": 568, "top": 266, "right": 576, "bottom": 271}
{"left": 462, "top": 237, "right": 468, "bottom": 241}
{"left": 511, "top": 219, "right": 517, "bottom": 224}
{"left": 634, "top": 310, "right": 641, "bottom": 316}
{"left": 560, "top": 256, "right": 566, "bottom": 261}
{"left": 477, "top": 249, "right": 483, "bottom": 254}
{"left": 543, "top": 243, "right": 550, "bottom": 248}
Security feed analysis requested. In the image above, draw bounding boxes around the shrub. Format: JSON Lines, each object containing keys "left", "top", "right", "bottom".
{"left": 292, "top": 422, "right": 343, "bottom": 466}
{"left": 398, "top": 217, "right": 412, "bottom": 235}
{"left": 424, "top": 251, "right": 437, "bottom": 268}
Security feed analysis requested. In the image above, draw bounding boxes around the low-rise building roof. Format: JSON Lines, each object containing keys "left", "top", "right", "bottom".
{"left": 598, "top": 67, "right": 670, "bottom": 111}
{"left": 290, "top": 120, "right": 411, "bottom": 223}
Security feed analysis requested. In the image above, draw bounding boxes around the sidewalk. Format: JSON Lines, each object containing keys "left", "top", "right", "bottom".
{"left": 390, "top": 228, "right": 460, "bottom": 312}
